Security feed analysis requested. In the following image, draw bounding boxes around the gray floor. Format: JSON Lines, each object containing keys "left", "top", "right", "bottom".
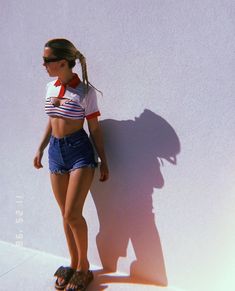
{"left": 0, "top": 241, "right": 176, "bottom": 291}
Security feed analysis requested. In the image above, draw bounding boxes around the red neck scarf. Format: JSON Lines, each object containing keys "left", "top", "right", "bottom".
{"left": 54, "top": 73, "right": 81, "bottom": 98}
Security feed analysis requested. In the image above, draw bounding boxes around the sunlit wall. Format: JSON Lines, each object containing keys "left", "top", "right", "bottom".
{"left": 1, "top": 1, "right": 234, "bottom": 290}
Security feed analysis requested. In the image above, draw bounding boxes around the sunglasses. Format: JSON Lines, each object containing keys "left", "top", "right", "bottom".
{"left": 43, "top": 57, "right": 64, "bottom": 63}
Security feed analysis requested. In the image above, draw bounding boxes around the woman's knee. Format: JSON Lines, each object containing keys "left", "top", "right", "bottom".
{"left": 63, "top": 211, "right": 85, "bottom": 226}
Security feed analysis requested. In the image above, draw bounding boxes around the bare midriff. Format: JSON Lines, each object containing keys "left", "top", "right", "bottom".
{"left": 50, "top": 116, "right": 84, "bottom": 138}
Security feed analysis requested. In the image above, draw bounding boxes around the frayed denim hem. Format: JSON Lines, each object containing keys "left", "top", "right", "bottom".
{"left": 49, "top": 163, "right": 98, "bottom": 175}
{"left": 49, "top": 169, "right": 69, "bottom": 175}
{"left": 68, "top": 163, "right": 98, "bottom": 173}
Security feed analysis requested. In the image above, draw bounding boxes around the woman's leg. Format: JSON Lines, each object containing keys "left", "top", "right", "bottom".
{"left": 50, "top": 173, "right": 79, "bottom": 285}
{"left": 63, "top": 167, "right": 95, "bottom": 278}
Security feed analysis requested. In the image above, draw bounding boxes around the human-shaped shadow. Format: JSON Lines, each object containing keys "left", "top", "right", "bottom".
{"left": 90, "top": 109, "right": 180, "bottom": 286}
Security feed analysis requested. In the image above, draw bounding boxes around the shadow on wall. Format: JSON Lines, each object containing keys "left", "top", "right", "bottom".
{"left": 90, "top": 109, "right": 181, "bottom": 286}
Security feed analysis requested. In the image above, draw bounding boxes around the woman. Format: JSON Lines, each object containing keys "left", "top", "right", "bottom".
{"left": 33, "top": 38, "right": 109, "bottom": 291}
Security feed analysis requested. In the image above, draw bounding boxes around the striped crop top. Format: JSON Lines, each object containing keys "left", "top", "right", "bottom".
{"left": 45, "top": 73, "right": 101, "bottom": 120}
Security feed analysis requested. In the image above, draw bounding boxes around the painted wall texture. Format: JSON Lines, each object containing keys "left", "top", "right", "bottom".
{"left": 1, "top": 1, "right": 234, "bottom": 290}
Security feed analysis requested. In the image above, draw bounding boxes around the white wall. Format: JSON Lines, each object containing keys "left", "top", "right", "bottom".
{"left": 1, "top": 1, "right": 234, "bottom": 290}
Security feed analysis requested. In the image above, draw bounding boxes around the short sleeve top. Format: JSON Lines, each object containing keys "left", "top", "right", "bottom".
{"left": 45, "top": 73, "right": 101, "bottom": 120}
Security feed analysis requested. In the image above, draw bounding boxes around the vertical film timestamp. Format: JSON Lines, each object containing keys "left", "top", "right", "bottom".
{"left": 15, "top": 195, "right": 24, "bottom": 247}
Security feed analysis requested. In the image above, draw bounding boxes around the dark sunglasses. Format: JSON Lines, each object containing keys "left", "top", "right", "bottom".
{"left": 43, "top": 57, "right": 64, "bottom": 63}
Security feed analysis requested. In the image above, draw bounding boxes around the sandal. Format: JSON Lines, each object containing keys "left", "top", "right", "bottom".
{"left": 65, "top": 270, "right": 94, "bottom": 291}
{"left": 54, "top": 266, "right": 76, "bottom": 290}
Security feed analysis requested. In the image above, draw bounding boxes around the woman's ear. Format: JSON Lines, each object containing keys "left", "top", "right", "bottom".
{"left": 60, "top": 60, "right": 67, "bottom": 67}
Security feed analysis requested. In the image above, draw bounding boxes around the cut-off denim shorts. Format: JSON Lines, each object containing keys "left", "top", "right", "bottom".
{"left": 48, "top": 128, "right": 98, "bottom": 175}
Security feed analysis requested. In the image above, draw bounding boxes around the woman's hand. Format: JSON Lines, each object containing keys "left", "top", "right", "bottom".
{"left": 99, "top": 162, "right": 109, "bottom": 182}
{"left": 33, "top": 150, "right": 44, "bottom": 169}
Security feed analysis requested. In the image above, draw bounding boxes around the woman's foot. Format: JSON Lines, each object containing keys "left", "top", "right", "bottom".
{"left": 54, "top": 266, "right": 76, "bottom": 290}
{"left": 56, "top": 262, "right": 77, "bottom": 286}
{"left": 65, "top": 270, "right": 94, "bottom": 291}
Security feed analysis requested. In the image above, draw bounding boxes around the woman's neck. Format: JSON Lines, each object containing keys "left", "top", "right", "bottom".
{"left": 57, "top": 71, "right": 75, "bottom": 85}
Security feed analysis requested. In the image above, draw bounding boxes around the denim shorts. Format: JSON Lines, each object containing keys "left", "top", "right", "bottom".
{"left": 48, "top": 128, "right": 98, "bottom": 174}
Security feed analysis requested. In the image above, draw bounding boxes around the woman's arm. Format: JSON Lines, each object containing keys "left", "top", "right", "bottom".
{"left": 33, "top": 118, "right": 52, "bottom": 169}
{"left": 87, "top": 117, "right": 109, "bottom": 181}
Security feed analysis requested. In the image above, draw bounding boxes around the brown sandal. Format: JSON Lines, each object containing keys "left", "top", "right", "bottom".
{"left": 65, "top": 270, "right": 94, "bottom": 291}
{"left": 54, "top": 266, "right": 76, "bottom": 290}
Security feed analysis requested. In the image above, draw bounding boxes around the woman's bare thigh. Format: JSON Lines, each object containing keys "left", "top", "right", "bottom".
{"left": 64, "top": 168, "right": 95, "bottom": 220}
{"left": 50, "top": 173, "right": 70, "bottom": 215}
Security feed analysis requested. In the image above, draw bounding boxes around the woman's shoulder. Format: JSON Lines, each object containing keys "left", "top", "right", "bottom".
{"left": 67, "top": 82, "right": 95, "bottom": 100}
{"left": 45, "top": 79, "right": 60, "bottom": 99}
{"left": 46, "top": 79, "right": 57, "bottom": 88}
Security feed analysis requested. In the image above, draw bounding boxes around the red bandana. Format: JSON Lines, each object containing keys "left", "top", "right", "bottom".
{"left": 54, "top": 73, "right": 81, "bottom": 98}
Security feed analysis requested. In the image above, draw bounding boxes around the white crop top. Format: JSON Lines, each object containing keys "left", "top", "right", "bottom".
{"left": 44, "top": 73, "right": 101, "bottom": 120}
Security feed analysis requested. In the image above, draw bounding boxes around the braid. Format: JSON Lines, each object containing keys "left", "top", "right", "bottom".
{"left": 76, "top": 50, "right": 103, "bottom": 97}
